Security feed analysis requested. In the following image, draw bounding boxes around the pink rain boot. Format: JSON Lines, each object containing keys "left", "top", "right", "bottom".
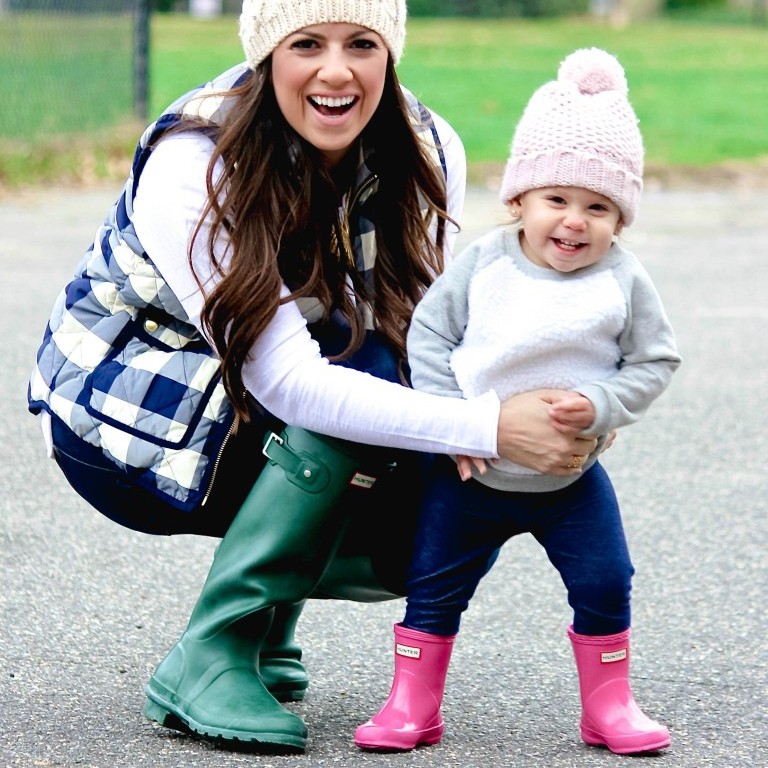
{"left": 354, "top": 623, "right": 455, "bottom": 751}
{"left": 568, "top": 625, "right": 671, "bottom": 754}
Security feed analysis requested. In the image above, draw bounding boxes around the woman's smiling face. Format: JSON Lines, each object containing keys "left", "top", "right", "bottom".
{"left": 271, "top": 22, "right": 389, "bottom": 168}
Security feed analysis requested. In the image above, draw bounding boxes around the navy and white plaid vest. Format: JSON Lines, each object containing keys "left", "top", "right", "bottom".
{"left": 28, "top": 63, "right": 446, "bottom": 511}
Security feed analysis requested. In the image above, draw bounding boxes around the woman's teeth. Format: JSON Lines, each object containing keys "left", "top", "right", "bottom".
{"left": 311, "top": 95, "right": 355, "bottom": 108}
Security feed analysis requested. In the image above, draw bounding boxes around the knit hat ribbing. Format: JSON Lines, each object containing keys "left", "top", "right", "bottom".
{"left": 499, "top": 47, "right": 644, "bottom": 225}
{"left": 239, "top": 0, "right": 407, "bottom": 69}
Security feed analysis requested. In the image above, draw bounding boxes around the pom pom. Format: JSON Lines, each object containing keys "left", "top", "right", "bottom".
{"left": 558, "top": 47, "right": 627, "bottom": 96}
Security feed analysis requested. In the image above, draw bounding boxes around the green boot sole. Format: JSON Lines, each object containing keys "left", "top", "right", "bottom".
{"left": 144, "top": 631, "right": 307, "bottom": 751}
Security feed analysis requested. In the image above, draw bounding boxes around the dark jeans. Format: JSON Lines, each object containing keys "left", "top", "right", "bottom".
{"left": 51, "top": 409, "right": 272, "bottom": 537}
{"left": 403, "top": 456, "right": 635, "bottom": 637}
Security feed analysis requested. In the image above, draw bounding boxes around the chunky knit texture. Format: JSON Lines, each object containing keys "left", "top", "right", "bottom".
{"left": 499, "top": 47, "right": 644, "bottom": 225}
{"left": 239, "top": 0, "right": 407, "bottom": 69}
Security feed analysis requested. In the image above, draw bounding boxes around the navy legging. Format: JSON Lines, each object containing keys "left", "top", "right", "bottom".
{"left": 403, "top": 455, "right": 635, "bottom": 637}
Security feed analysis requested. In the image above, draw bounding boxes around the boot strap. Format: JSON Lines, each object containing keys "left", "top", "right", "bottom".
{"left": 262, "top": 432, "right": 332, "bottom": 492}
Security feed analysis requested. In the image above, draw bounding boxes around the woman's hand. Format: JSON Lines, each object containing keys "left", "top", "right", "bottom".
{"left": 497, "top": 390, "right": 598, "bottom": 476}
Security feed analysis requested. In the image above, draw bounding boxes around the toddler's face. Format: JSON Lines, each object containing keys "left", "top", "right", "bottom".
{"left": 513, "top": 187, "right": 622, "bottom": 273}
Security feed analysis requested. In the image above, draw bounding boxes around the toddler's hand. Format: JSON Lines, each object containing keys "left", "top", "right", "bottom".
{"left": 548, "top": 393, "right": 595, "bottom": 430}
{"left": 456, "top": 455, "right": 487, "bottom": 481}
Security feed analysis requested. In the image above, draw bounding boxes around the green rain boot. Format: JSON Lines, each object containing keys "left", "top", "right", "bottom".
{"left": 143, "top": 426, "right": 373, "bottom": 751}
{"left": 255, "top": 452, "right": 422, "bottom": 700}
{"left": 259, "top": 601, "right": 310, "bottom": 703}
{"left": 258, "top": 559, "right": 402, "bottom": 703}
{"left": 259, "top": 571, "right": 401, "bottom": 703}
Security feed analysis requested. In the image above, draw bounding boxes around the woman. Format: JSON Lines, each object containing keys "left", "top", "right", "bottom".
{"left": 28, "top": 0, "right": 596, "bottom": 753}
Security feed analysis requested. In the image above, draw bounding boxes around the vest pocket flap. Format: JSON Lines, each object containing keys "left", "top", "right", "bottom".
{"left": 83, "top": 318, "right": 226, "bottom": 448}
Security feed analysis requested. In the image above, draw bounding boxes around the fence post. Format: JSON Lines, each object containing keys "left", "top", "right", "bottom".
{"left": 134, "top": 0, "right": 150, "bottom": 121}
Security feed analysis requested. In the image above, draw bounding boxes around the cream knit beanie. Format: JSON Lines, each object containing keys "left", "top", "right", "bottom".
{"left": 239, "top": 0, "right": 407, "bottom": 70}
{"left": 499, "top": 47, "right": 644, "bottom": 225}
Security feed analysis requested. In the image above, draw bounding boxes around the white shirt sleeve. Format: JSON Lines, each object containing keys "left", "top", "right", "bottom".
{"left": 132, "top": 133, "right": 500, "bottom": 458}
{"left": 430, "top": 108, "right": 467, "bottom": 262}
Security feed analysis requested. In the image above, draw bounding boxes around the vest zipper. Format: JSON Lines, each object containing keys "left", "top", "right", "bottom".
{"left": 201, "top": 415, "right": 237, "bottom": 506}
{"left": 337, "top": 173, "right": 378, "bottom": 267}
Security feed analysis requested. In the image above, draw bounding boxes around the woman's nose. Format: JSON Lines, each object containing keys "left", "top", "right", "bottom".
{"left": 317, "top": 50, "right": 353, "bottom": 84}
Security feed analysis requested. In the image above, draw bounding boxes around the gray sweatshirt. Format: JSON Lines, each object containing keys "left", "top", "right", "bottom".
{"left": 407, "top": 226, "right": 682, "bottom": 492}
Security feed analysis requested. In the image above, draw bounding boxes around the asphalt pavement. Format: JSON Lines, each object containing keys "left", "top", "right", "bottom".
{"left": 1, "top": 182, "right": 766, "bottom": 768}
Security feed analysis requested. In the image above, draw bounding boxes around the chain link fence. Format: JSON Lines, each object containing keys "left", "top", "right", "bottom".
{"left": 0, "top": 0, "right": 148, "bottom": 140}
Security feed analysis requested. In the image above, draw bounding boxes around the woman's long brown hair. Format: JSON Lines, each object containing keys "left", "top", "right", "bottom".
{"left": 186, "top": 59, "right": 452, "bottom": 421}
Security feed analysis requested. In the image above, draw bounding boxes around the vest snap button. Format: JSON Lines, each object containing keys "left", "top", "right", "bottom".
{"left": 144, "top": 319, "right": 159, "bottom": 333}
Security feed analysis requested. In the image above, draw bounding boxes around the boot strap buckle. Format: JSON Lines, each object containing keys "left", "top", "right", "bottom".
{"left": 262, "top": 432, "right": 330, "bottom": 491}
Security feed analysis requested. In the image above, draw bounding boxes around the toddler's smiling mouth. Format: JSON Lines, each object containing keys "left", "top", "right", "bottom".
{"left": 554, "top": 238, "right": 585, "bottom": 251}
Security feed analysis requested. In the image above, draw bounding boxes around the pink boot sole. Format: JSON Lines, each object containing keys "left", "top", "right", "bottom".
{"left": 354, "top": 722, "right": 444, "bottom": 751}
{"left": 581, "top": 719, "right": 671, "bottom": 754}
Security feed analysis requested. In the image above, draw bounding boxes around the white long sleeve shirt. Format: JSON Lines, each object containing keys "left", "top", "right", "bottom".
{"left": 131, "top": 111, "right": 501, "bottom": 458}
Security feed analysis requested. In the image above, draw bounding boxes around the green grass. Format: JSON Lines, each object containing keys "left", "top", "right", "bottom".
{"left": 0, "top": 13, "right": 135, "bottom": 139}
{"left": 2, "top": 13, "right": 767, "bottom": 190}
{"left": 397, "top": 18, "right": 768, "bottom": 168}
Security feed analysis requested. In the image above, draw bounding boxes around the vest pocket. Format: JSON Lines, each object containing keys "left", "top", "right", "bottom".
{"left": 83, "top": 312, "right": 226, "bottom": 449}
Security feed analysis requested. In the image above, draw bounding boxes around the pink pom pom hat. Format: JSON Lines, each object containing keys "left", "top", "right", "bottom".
{"left": 499, "top": 47, "right": 644, "bottom": 226}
